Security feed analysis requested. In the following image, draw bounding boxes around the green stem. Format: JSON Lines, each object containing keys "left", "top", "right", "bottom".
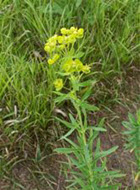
{"left": 73, "top": 101, "right": 94, "bottom": 189}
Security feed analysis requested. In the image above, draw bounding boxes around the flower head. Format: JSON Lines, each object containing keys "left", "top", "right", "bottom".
{"left": 44, "top": 42, "right": 56, "bottom": 53}
{"left": 48, "top": 54, "right": 60, "bottom": 65}
{"left": 62, "top": 59, "right": 84, "bottom": 74}
{"left": 77, "top": 28, "right": 84, "bottom": 38}
{"left": 48, "top": 35, "right": 57, "bottom": 43}
{"left": 44, "top": 45, "right": 51, "bottom": 53}
{"left": 61, "top": 28, "right": 68, "bottom": 35}
{"left": 48, "top": 58, "right": 55, "bottom": 65}
{"left": 57, "top": 36, "right": 65, "bottom": 44}
{"left": 44, "top": 35, "right": 58, "bottom": 53}
{"left": 70, "top": 27, "right": 77, "bottom": 33}
{"left": 82, "top": 65, "right": 91, "bottom": 73}
{"left": 54, "top": 79, "right": 63, "bottom": 91}
{"left": 75, "top": 59, "right": 83, "bottom": 71}
{"left": 44, "top": 27, "right": 84, "bottom": 54}
{"left": 58, "top": 44, "right": 65, "bottom": 50}
{"left": 62, "top": 59, "right": 73, "bottom": 73}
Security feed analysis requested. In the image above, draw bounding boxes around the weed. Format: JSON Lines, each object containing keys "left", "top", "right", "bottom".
{"left": 44, "top": 27, "right": 124, "bottom": 189}
{"left": 122, "top": 110, "right": 140, "bottom": 185}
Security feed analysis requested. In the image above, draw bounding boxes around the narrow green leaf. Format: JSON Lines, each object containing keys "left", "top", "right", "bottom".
{"left": 52, "top": 2, "right": 63, "bottom": 15}
{"left": 60, "top": 128, "right": 75, "bottom": 140}
{"left": 80, "top": 102, "right": 99, "bottom": 111}
{"left": 55, "top": 148, "right": 75, "bottom": 154}
{"left": 35, "top": 144, "right": 41, "bottom": 162}
{"left": 91, "top": 127, "right": 107, "bottom": 132}
{"left": 74, "top": 51, "right": 84, "bottom": 58}
{"left": 79, "top": 80, "right": 95, "bottom": 87}
{"left": 76, "top": 0, "right": 82, "bottom": 8}
{"left": 62, "top": 137, "right": 79, "bottom": 149}
{"left": 55, "top": 117, "right": 72, "bottom": 129}
{"left": 95, "top": 146, "right": 118, "bottom": 160}
{"left": 82, "top": 87, "right": 92, "bottom": 101}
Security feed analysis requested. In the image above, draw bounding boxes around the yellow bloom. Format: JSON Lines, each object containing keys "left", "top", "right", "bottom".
{"left": 58, "top": 34, "right": 76, "bottom": 45}
{"left": 48, "top": 54, "right": 60, "bottom": 65}
{"left": 67, "top": 34, "right": 76, "bottom": 44}
{"left": 44, "top": 45, "right": 51, "bottom": 53}
{"left": 48, "top": 59, "right": 54, "bottom": 65}
{"left": 82, "top": 65, "right": 91, "bottom": 73}
{"left": 70, "top": 27, "right": 77, "bottom": 32}
{"left": 58, "top": 44, "right": 65, "bottom": 50}
{"left": 50, "top": 42, "right": 56, "bottom": 49}
{"left": 62, "top": 59, "right": 84, "bottom": 73}
{"left": 44, "top": 42, "right": 56, "bottom": 53}
{"left": 75, "top": 59, "right": 83, "bottom": 71}
{"left": 48, "top": 35, "right": 57, "bottom": 43}
{"left": 61, "top": 28, "right": 68, "bottom": 35}
{"left": 44, "top": 35, "right": 58, "bottom": 53}
{"left": 77, "top": 28, "right": 84, "bottom": 38}
{"left": 62, "top": 59, "right": 73, "bottom": 73}
{"left": 57, "top": 36, "right": 65, "bottom": 44}
{"left": 54, "top": 79, "right": 63, "bottom": 91}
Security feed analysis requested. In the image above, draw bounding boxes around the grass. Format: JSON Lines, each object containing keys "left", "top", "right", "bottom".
{"left": 0, "top": 54, "right": 54, "bottom": 130}
{"left": 0, "top": 0, "right": 140, "bottom": 189}
{"left": 0, "top": 0, "right": 139, "bottom": 125}
{"left": 1, "top": 1, "right": 139, "bottom": 63}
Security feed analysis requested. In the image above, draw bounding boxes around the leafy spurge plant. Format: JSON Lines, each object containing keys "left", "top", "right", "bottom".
{"left": 44, "top": 27, "right": 123, "bottom": 189}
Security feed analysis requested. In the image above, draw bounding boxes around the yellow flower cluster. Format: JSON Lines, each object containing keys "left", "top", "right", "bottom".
{"left": 62, "top": 59, "right": 90, "bottom": 74}
{"left": 53, "top": 59, "right": 90, "bottom": 91}
{"left": 54, "top": 78, "right": 63, "bottom": 91}
{"left": 60, "top": 27, "right": 84, "bottom": 39}
{"left": 44, "top": 27, "right": 84, "bottom": 54}
{"left": 44, "top": 27, "right": 91, "bottom": 92}
{"left": 44, "top": 35, "right": 58, "bottom": 53}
